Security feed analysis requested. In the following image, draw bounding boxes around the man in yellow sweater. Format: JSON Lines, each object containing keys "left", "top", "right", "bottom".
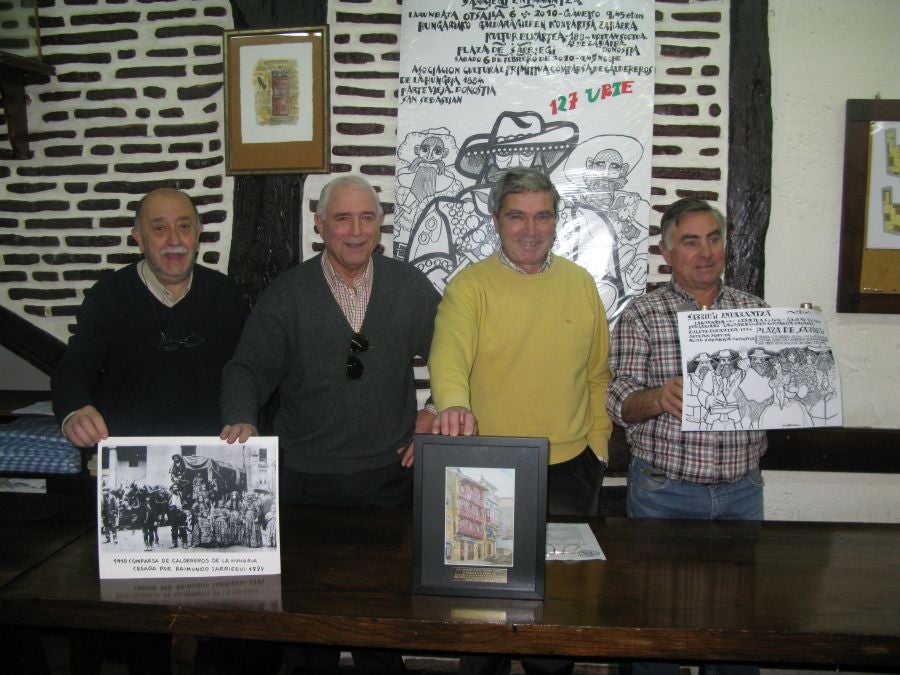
{"left": 429, "top": 166, "right": 612, "bottom": 518}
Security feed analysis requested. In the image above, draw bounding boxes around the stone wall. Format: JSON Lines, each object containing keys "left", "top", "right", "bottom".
{"left": 0, "top": 0, "right": 235, "bottom": 345}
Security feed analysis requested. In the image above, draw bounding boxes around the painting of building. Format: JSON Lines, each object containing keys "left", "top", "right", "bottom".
{"left": 444, "top": 467, "right": 514, "bottom": 567}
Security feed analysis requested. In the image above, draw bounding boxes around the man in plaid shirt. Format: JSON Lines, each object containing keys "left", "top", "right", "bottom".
{"left": 607, "top": 197, "right": 768, "bottom": 520}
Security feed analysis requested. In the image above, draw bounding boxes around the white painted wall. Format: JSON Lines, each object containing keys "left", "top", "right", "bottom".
{"left": 0, "top": 345, "right": 50, "bottom": 391}
{"left": 763, "top": 0, "right": 900, "bottom": 522}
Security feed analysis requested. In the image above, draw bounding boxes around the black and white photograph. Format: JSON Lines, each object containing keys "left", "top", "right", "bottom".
{"left": 98, "top": 436, "right": 280, "bottom": 579}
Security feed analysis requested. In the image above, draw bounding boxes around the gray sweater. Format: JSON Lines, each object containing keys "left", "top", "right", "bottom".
{"left": 221, "top": 253, "right": 440, "bottom": 474}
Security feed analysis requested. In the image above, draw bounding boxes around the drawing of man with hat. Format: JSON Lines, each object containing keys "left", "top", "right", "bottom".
{"left": 556, "top": 134, "right": 650, "bottom": 321}
{"left": 700, "top": 349, "right": 745, "bottom": 430}
{"left": 683, "top": 352, "right": 712, "bottom": 425}
{"left": 736, "top": 347, "right": 775, "bottom": 428}
{"left": 455, "top": 110, "right": 579, "bottom": 184}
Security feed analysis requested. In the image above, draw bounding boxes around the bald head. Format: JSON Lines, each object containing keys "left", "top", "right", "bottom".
{"left": 132, "top": 188, "right": 202, "bottom": 295}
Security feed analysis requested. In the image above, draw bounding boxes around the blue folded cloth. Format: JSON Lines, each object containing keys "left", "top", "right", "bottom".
{"left": 0, "top": 416, "right": 82, "bottom": 474}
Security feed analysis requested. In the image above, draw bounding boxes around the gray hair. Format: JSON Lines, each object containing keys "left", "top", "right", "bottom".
{"left": 489, "top": 166, "right": 560, "bottom": 217}
{"left": 316, "top": 175, "right": 383, "bottom": 219}
{"left": 659, "top": 197, "right": 725, "bottom": 249}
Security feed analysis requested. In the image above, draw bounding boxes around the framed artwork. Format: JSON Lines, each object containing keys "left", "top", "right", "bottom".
{"left": 837, "top": 99, "right": 900, "bottom": 313}
{"left": 223, "top": 26, "right": 330, "bottom": 174}
{"left": 412, "top": 434, "right": 548, "bottom": 600}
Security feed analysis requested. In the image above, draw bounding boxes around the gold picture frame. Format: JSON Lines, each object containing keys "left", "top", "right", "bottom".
{"left": 224, "top": 26, "right": 330, "bottom": 174}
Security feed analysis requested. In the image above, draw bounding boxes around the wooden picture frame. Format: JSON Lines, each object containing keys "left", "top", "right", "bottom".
{"left": 223, "top": 26, "right": 329, "bottom": 174}
{"left": 836, "top": 99, "right": 900, "bottom": 313}
{"left": 412, "top": 434, "right": 548, "bottom": 600}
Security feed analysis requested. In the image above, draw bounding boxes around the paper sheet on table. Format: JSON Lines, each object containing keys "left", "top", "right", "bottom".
{"left": 12, "top": 400, "right": 53, "bottom": 415}
{"left": 545, "top": 522, "right": 606, "bottom": 561}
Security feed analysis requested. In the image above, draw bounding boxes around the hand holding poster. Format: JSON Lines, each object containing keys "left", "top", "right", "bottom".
{"left": 677, "top": 308, "right": 842, "bottom": 431}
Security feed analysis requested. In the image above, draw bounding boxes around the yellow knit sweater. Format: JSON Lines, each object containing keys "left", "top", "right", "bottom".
{"left": 430, "top": 254, "right": 612, "bottom": 464}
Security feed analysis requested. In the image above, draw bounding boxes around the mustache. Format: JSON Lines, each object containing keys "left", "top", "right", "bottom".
{"left": 160, "top": 246, "right": 190, "bottom": 255}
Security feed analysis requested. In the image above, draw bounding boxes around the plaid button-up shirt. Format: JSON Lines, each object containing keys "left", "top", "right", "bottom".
{"left": 321, "top": 251, "right": 373, "bottom": 332}
{"left": 606, "top": 280, "right": 768, "bottom": 483}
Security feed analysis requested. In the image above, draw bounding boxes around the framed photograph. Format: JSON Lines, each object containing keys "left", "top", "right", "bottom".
{"left": 97, "top": 436, "right": 280, "bottom": 579}
{"left": 224, "top": 26, "right": 330, "bottom": 174}
{"left": 412, "top": 434, "right": 548, "bottom": 599}
{"left": 837, "top": 99, "right": 900, "bottom": 313}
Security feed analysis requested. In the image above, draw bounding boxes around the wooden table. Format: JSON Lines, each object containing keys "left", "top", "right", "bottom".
{"left": 1, "top": 504, "right": 898, "bottom": 669}
{"left": 0, "top": 488, "right": 94, "bottom": 587}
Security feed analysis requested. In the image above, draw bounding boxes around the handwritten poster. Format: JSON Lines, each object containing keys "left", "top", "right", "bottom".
{"left": 677, "top": 308, "right": 842, "bottom": 431}
{"left": 98, "top": 437, "right": 280, "bottom": 580}
{"left": 395, "top": 0, "right": 654, "bottom": 324}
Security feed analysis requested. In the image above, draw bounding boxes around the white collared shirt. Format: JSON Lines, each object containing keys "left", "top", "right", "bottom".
{"left": 137, "top": 259, "right": 193, "bottom": 307}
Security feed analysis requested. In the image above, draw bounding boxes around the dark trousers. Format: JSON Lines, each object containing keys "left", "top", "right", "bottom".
{"left": 460, "top": 448, "right": 605, "bottom": 675}
{"left": 282, "top": 645, "right": 405, "bottom": 674}
{"left": 547, "top": 446, "right": 607, "bottom": 517}
{"left": 279, "top": 461, "right": 412, "bottom": 673}
{"left": 280, "top": 461, "right": 413, "bottom": 509}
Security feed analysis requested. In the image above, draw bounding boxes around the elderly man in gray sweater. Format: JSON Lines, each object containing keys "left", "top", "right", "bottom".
{"left": 220, "top": 175, "right": 440, "bottom": 509}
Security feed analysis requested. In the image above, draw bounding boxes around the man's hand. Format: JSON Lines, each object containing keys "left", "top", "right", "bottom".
{"left": 62, "top": 404, "right": 109, "bottom": 447}
{"left": 397, "top": 408, "right": 436, "bottom": 468}
{"left": 219, "top": 423, "right": 258, "bottom": 444}
{"left": 431, "top": 406, "right": 478, "bottom": 437}
{"left": 656, "top": 376, "right": 684, "bottom": 418}
{"left": 621, "top": 377, "right": 683, "bottom": 423}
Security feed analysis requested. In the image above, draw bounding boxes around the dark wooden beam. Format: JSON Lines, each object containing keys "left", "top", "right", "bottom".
{"left": 226, "top": 0, "right": 328, "bottom": 307}
{"left": 0, "top": 52, "right": 55, "bottom": 159}
{"left": 727, "top": 0, "right": 772, "bottom": 297}
{"left": 762, "top": 427, "right": 900, "bottom": 473}
{"left": 609, "top": 425, "right": 900, "bottom": 475}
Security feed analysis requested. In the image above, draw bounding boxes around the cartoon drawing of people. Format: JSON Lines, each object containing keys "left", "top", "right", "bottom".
{"left": 698, "top": 349, "right": 746, "bottom": 430}
{"left": 557, "top": 135, "right": 650, "bottom": 321}
{"left": 683, "top": 352, "right": 712, "bottom": 427}
{"left": 759, "top": 349, "right": 814, "bottom": 428}
{"left": 808, "top": 344, "right": 840, "bottom": 425}
{"left": 393, "top": 129, "right": 463, "bottom": 256}
{"left": 397, "top": 114, "right": 651, "bottom": 324}
{"left": 736, "top": 347, "right": 774, "bottom": 428}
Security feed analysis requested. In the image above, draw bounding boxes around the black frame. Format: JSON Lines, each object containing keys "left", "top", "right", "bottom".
{"left": 837, "top": 99, "right": 900, "bottom": 314}
{"left": 412, "top": 434, "right": 548, "bottom": 600}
